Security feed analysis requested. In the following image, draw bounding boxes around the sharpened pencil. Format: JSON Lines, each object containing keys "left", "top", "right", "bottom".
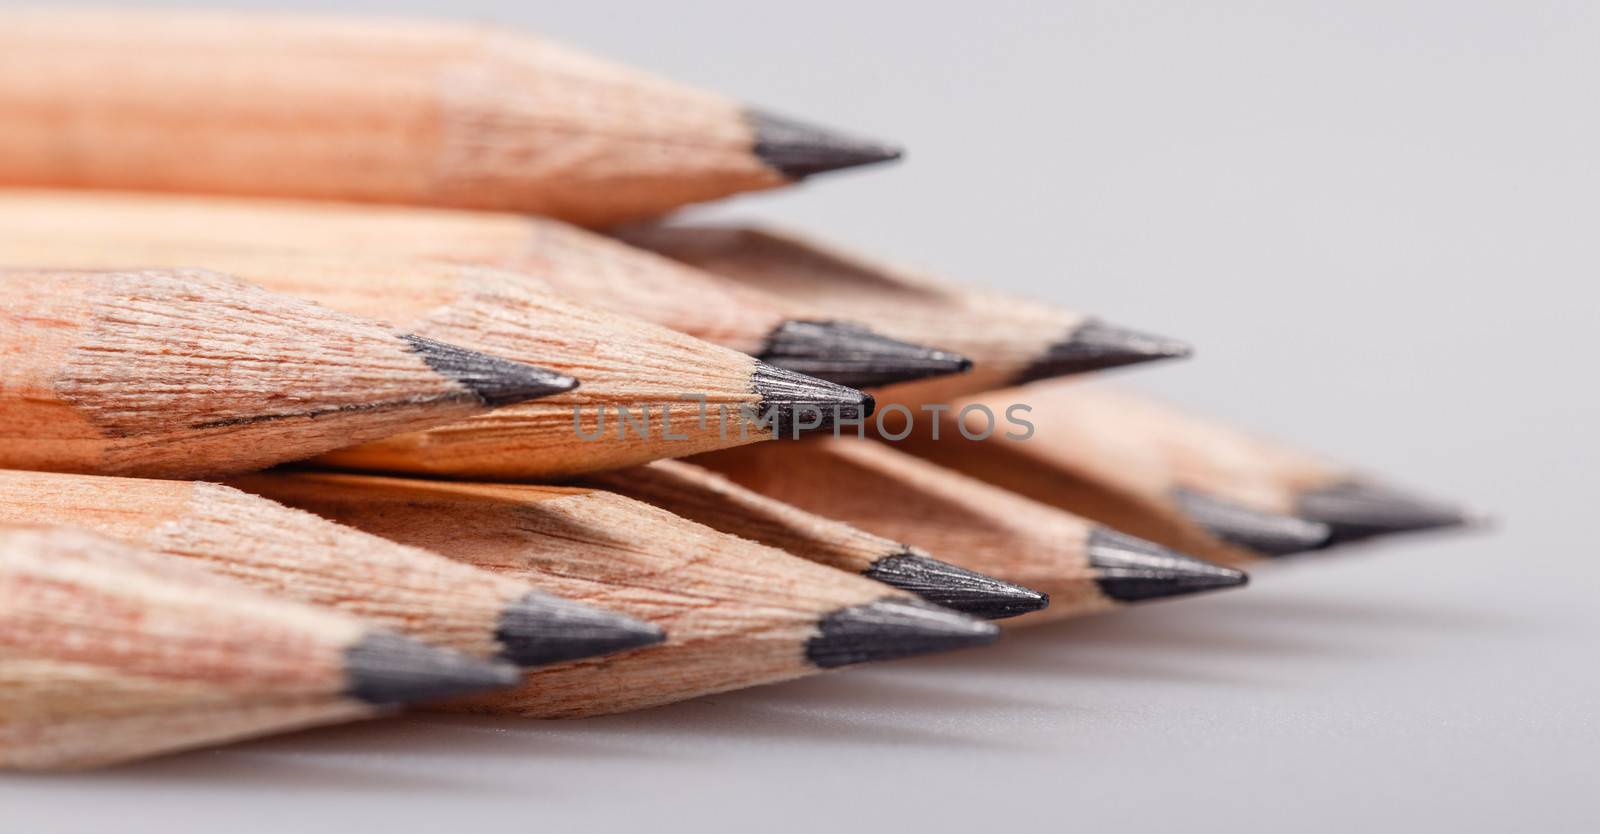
{"left": 0, "top": 267, "right": 574, "bottom": 479}
{"left": 0, "top": 525, "right": 518, "bottom": 769}
{"left": 0, "top": 469, "right": 662, "bottom": 667}
{"left": 913, "top": 384, "right": 1471, "bottom": 552}
{"left": 690, "top": 438, "right": 1247, "bottom": 624}
{"left": 0, "top": 241, "right": 870, "bottom": 478}
{"left": 617, "top": 223, "right": 1192, "bottom": 402}
{"left": 0, "top": 10, "right": 899, "bottom": 226}
{"left": 0, "top": 189, "right": 969, "bottom": 391}
{"left": 586, "top": 460, "right": 1049, "bottom": 619}
{"left": 234, "top": 471, "right": 1000, "bottom": 718}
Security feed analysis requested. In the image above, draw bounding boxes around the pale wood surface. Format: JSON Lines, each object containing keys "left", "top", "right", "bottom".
{"left": 0, "top": 470, "right": 533, "bottom": 659}
{"left": 239, "top": 471, "right": 907, "bottom": 718}
{"left": 0, "top": 268, "right": 498, "bottom": 478}
{"left": 0, "top": 525, "right": 380, "bottom": 768}
{"left": 0, "top": 10, "right": 786, "bottom": 225}
{"left": 0, "top": 189, "right": 792, "bottom": 354}
{"left": 692, "top": 437, "right": 1122, "bottom": 624}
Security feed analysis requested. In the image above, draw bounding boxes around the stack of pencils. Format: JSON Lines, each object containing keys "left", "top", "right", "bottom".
{"left": 0, "top": 9, "right": 1476, "bottom": 769}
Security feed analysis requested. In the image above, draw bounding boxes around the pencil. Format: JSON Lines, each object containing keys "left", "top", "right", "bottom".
{"left": 617, "top": 223, "right": 1193, "bottom": 401}
{"left": 0, "top": 469, "right": 661, "bottom": 667}
{"left": 689, "top": 437, "right": 1249, "bottom": 625}
{"left": 0, "top": 242, "right": 871, "bottom": 478}
{"left": 233, "top": 471, "right": 1001, "bottom": 718}
{"left": 916, "top": 384, "right": 1471, "bottom": 551}
{"left": 0, "top": 189, "right": 970, "bottom": 390}
{"left": 0, "top": 267, "right": 575, "bottom": 479}
{"left": 586, "top": 460, "right": 1049, "bottom": 619}
{"left": 0, "top": 10, "right": 899, "bottom": 226}
{"left": 0, "top": 525, "right": 518, "bottom": 769}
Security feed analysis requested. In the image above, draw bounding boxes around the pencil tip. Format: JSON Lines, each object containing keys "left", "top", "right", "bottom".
{"left": 746, "top": 108, "right": 904, "bottom": 180}
{"left": 1013, "top": 319, "right": 1193, "bottom": 384}
{"left": 758, "top": 320, "right": 972, "bottom": 389}
{"left": 806, "top": 597, "right": 1000, "bottom": 668}
{"left": 401, "top": 333, "right": 579, "bottom": 407}
{"left": 865, "top": 550, "right": 1049, "bottom": 620}
{"left": 1296, "top": 479, "right": 1475, "bottom": 546}
{"left": 496, "top": 591, "right": 666, "bottom": 668}
{"left": 1086, "top": 528, "right": 1249, "bottom": 602}
{"left": 1171, "top": 488, "right": 1332, "bottom": 556}
{"left": 342, "top": 632, "right": 520, "bottom": 706}
{"left": 751, "top": 360, "right": 875, "bottom": 438}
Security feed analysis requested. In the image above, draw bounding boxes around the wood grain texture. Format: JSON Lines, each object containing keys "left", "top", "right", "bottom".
{"left": 0, "top": 267, "right": 523, "bottom": 478}
{"left": 691, "top": 437, "right": 1129, "bottom": 625}
{"left": 237, "top": 471, "right": 915, "bottom": 718}
{"left": 0, "top": 10, "right": 787, "bottom": 225}
{"left": 0, "top": 189, "right": 794, "bottom": 354}
{"left": 0, "top": 525, "right": 383, "bottom": 769}
{"left": 0, "top": 238, "right": 791, "bottom": 476}
{"left": 895, "top": 383, "right": 1281, "bottom": 565}
{"left": 0, "top": 469, "right": 534, "bottom": 659}
{"left": 618, "top": 224, "right": 1090, "bottom": 403}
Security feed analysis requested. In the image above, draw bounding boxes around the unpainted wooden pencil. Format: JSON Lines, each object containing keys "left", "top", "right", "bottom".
{"left": 618, "top": 223, "right": 1192, "bottom": 402}
{"left": 0, "top": 240, "right": 871, "bottom": 477}
{"left": 0, "top": 10, "right": 899, "bottom": 226}
{"left": 0, "top": 189, "right": 968, "bottom": 389}
{"left": 0, "top": 267, "right": 574, "bottom": 478}
{"left": 587, "top": 460, "right": 1048, "bottom": 619}
{"left": 915, "top": 384, "right": 1471, "bottom": 551}
{"left": 690, "top": 437, "right": 1248, "bottom": 625}
{"left": 235, "top": 471, "right": 1000, "bottom": 718}
{"left": 0, "top": 469, "right": 662, "bottom": 667}
{"left": 0, "top": 525, "right": 518, "bottom": 769}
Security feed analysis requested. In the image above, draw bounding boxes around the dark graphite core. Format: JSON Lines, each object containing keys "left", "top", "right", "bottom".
{"left": 1296, "top": 479, "right": 1474, "bottom": 546}
{"left": 1171, "top": 488, "right": 1332, "bottom": 556}
{"left": 1012, "top": 319, "right": 1193, "bottom": 384}
{"left": 864, "top": 550, "right": 1048, "bottom": 620}
{"left": 758, "top": 320, "right": 972, "bottom": 389}
{"left": 747, "top": 108, "right": 904, "bottom": 180}
{"left": 495, "top": 590, "right": 666, "bottom": 667}
{"left": 1085, "top": 528, "right": 1249, "bottom": 602}
{"left": 342, "top": 632, "right": 521, "bottom": 706}
{"left": 401, "top": 333, "right": 578, "bottom": 407}
{"left": 750, "top": 360, "right": 874, "bottom": 439}
{"left": 805, "top": 597, "right": 999, "bottom": 668}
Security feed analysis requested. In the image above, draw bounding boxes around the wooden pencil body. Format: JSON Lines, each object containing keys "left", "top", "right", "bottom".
{"left": 898, "top": 384, "right": 1266, "bottom": 565}
{"left": 587, "top": 460, "right": 906, "bottom": 577}
{"left": 238, "top": 472, "right": 904, "bottom": 718}
{"left": 0, "top": 267, "right": 497, "bottom": 478}
{"left": 0, "top": 189, "right": 793, "bottom": 354}
{"left": 0, "top": 11, "right": 784, "bottom": 225}
{"left": 0, "top": 470, "right": 534, "bottom": 659}
{"left": 0, "top": 526, "right": 382, "bottom": 768}
{"left": 692, "top": 438, "right": 1119, "bottom": 624}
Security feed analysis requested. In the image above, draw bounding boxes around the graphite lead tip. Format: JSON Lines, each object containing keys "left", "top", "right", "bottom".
{"left": 1171, "top": 488, "right": 1332, "bottom": 556}
{"left": 757, "top": 320, "right": 972, "bottom": 389}
{"left": 864, "top": 549, "right": 1049, "bottom": 620}
{"left": 1296, "top": 479, "right": 1477, "bottom": 546}
{"left": 400, "top": 333, "right": 579, "bottom": 407}
{"left": 496, "top": 591, "right": 666, "bottom": 668}
{"left": 342, "top": 632, "right": 521, "bottom": 706}
{"left": 746, "top": 108, "right": 904, "bottom": 180}
{"left": 1014, "top": 319, "right": 1193, "bottom": 384}
{"left": 805, "top": 597, "right": 1000, "bottom": 669}
{"left": 751, "top": 360, "right": 875, "bottom": 438}
{"left": 1086, "top": 528, "right": 1249, "bottom": 602}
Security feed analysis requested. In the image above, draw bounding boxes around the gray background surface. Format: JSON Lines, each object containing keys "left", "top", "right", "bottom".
{"left": 3, "top": 1, "right": 1594, "bottom": 831}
